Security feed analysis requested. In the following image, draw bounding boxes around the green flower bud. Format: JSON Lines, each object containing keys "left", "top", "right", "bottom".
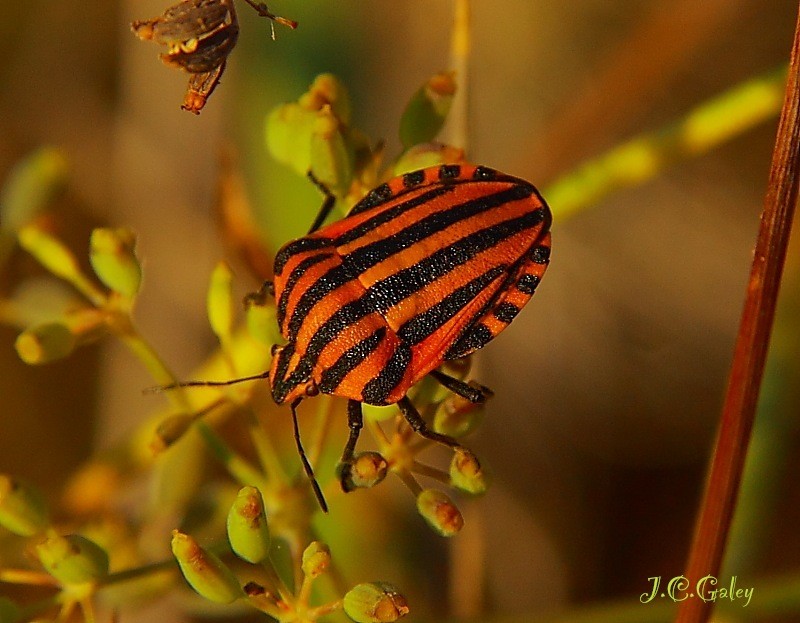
{"left": 207, "top": 261, "right": 234, "bottom": 343}
{"left": 399, "top": 72, "right": 456, "bottom": 150}
{"left": 299, "top": 73, "right": 351, "bottom": 123}
{"left": 266, "top": 74, "right": 353, "bottom": 179}
{"left": 36, "top": 533, "right": 109, "bottom": 585}
{"left": 310, "top": 109, "right": 354, "bottom": 196}
{"left": 266, "top": 103, "right": 317, "bottom": 176}
{"left": 343, "top": 582, "right": 409, "bottom": 623}
{"left": 246, "top": 301, "right": 280, "bottom": 345}
{"left": 0, "top": 148, "right": 68, "bottom": 233}
{"left": 392, "top": 143, "right": 465, "bottom": 177}
{"left": 18, "top": 225, "right": 83, "bottom": 283}
{"left": 449, "top": 449, "right": 488, "bottom": 495}
{"left": 339, "top": 453, "right": 388, "bottom": 491}
{"left": 171, "top": 530, "right": 242, "bottom": 604}
{"left": 301, "top": 541, "right": 331, "bottom": 579}
{"left": 89, "top": 228, "right": 142, "bottom": 299}
{"left": 227, "top": 487, "right": 270, "bottom": 564}
{"left": 151, "top": 413, "right": 195, "bottom": 454}
{"left": 433, "top": 390, "right": 486, "bottom": 438}
{"left": 15, "top": 321, "right": 76, "bottom": 365}
{"left": 0, "top": 475, "right": 49, "bottom": 536}
{"left": 0, "top": 597, "right": 21, "bottom": 623}
{"left": 416, "top": 489, "right": 463, "bottom": 537}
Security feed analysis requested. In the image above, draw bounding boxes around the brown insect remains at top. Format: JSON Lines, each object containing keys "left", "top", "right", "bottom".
{"left": 132, "top": 0, "right": 297, "bottom": 114}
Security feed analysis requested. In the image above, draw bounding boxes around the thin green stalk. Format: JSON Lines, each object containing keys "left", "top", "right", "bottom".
{"left": 305, "top": 394, "right": 335, "bottom": 466}
{"left": 247, "top": 408, "right": 291, "bottom": 484}
{"left": 448, "top": 0, "right": 471, "bottom": 151}
{"left": 117, "top": 324, "right": 194, "bottom": 414}
{"left": 544, "top": 64, "right": 787, "bottom": 219}
{"left": 195, "top": 421, "right": 266, "bottom": 487}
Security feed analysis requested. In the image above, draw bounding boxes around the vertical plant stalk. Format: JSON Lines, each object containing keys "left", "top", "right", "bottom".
{"left": 447, "top": 0, "right": 470, "bottom": 151}
{"left": 676, "top": 4, "right": 800, "bottom": 623}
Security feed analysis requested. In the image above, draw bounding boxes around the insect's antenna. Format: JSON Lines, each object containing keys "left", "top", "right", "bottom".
{"left": 144, "top": 371, "right": 270, "bottom": 394}
{"left": 291, "top": 398, "right": 329, "bottom": 513}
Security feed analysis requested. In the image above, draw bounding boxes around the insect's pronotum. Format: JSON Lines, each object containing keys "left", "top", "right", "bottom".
{"left": 167, "top": 163, "right": 552, "bottom": 511}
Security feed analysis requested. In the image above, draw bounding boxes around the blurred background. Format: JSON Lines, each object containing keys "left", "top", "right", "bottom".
{"left": 1, "top": 1, "right": 800, "bottom": 621}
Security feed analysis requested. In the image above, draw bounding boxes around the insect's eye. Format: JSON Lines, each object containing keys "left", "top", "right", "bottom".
{"left": 304, "top": 380, "right": 319, "bottom": 397}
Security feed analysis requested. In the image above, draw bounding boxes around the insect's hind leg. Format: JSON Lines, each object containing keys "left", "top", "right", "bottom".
{"left": 306, "top": 171, "right": 337, "bottom": 234}
{"left": 428, "top": 369, "right": 493, "bottom": 404}
{"left": 398, "top": 396, "right": 464, "bottom": 450}
{"left": 337, "top": 400, "right": 365, "bottom": 492}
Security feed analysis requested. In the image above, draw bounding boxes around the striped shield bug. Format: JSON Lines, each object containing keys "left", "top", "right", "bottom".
{"left": 167, "top": 163, "right": 551, "bottom": 511}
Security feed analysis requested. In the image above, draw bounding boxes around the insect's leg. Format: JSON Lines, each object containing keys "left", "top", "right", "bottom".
{"left": 306, "top": 171, "right": 337, "bottom": 234}
{"left": 241, "top": 0, "right": 298, "bottom": 29}
{"left": 338, "top": 400, "right": 364, "bottom": 492}
{"left": 398, "top": 396, "right": 462, "bottom": 450}
{"left": 243, "top": 280, "right": 274, "bottom": 308}
{"left": 428, "top": 369, "right": 493, "bottom": 404}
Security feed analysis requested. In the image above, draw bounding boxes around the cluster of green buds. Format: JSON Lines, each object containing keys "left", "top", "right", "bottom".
{"left": 267, "top": 71, "right": 461, "bottom": 209}
{"left": 171, "top": 486, "right": 409, "bottom": 622}
{"left": 345, "top": 361, "right": 490, "bottom": 537}
{"left": 0, "top": 474, "right": 120, "bottom": 619}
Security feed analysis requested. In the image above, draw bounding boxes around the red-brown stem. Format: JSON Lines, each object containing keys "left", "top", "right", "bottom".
{"left": 676, "top": 4, "right": 800, "bottom": 623}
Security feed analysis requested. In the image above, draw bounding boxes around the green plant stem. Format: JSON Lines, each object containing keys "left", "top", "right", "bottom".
{"left": 116, "top": 322, "right": 193, "bottom": 414}
{"left": 544, "top": 64, "right": 787, "bottom": 220}
{"left": 411, "top": 461, "right": 450, "bottom": 484}
{"left": 259, "top": 558, "right": 294, "bottom": 605}
{"left": 396, "top": 470, "right": 423, "bottom": 496}
{"left": 195, "top": 421, "right": 266, "bottom": 487}
{"left": 0, "top": 569, "right": 58, "bottom": 585}
{"left": 305, "top": 395, "right": 335, "bottom": 467}
{"left": 78, "top": 598, "right": 96, "bottom": 623}
{"left": 247, "top": 409, "right": 291, "bottom": 484}
{"left": 68, "top": 274, "right": 107, "bottom": 309}
{"left": 448, "top": 0, "right": 471, "bottom": 151}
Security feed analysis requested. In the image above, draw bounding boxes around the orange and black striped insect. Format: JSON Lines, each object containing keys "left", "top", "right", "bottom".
{"left": 170, "top": 163, "right": 552, "bottom": 511}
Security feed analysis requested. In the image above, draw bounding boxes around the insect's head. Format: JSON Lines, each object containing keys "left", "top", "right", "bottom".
{"left": 268, "top": 343, "right": 319, "bottom": 405}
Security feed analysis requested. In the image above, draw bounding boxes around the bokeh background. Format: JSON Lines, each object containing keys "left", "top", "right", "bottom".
{"left": 2, "top": 1, "right": 800, "bottom": 621}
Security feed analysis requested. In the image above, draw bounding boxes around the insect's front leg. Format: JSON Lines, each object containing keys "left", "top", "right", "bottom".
{"left": 243, "top": 280, "right": 274, "bottom": 308}
{"left": 337, "top": 400, "right": 365, "bottom": 492}
{"left": 306, "top": 171, "right": 338, "bottom": 234}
